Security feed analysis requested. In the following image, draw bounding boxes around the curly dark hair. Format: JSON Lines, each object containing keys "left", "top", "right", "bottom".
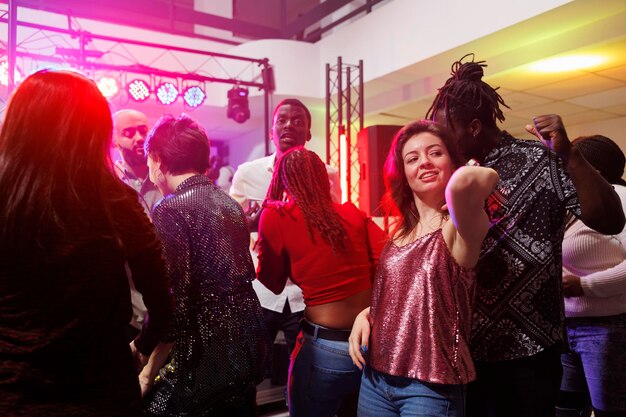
{"left": 266, "top": 147, "right": 347, "bottom": 253}
{"left": 382, "top": 120, "right": 463, "bottom": 240}
{"left": 426, "top": 53, "right": 510, "bottom": 130}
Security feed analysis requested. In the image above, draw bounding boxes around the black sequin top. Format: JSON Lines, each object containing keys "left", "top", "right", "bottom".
{"left": 146, "top": 175, "right": 271, "bottom": 416}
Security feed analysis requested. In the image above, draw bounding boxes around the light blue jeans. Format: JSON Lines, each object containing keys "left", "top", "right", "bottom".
{"left": 358, "top": 366, "right": 466, "bottom": 417}
{"left": 558, "top": 313, "right": 626, "bottom": 415}
{"left": 288, "top": 329, "right": 362, "bottom": 417}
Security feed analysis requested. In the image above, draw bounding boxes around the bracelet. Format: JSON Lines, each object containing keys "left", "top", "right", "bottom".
{"left": 465, "top": 158, "right": 480, "bottom": 167}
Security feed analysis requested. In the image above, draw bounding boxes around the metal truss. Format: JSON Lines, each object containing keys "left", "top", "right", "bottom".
{"left": 0, "top": 3, "right": 276, "bottom": 153}
{"left": 326, "top": 57, "right": 363, "bottom": 203}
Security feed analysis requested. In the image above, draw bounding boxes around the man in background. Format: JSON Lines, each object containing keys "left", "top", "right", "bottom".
{"left": 113, "top": 109, "right": 163, "bottom": 342}
{"left": 230, "top": 98, "right": 340, "bottom": 358}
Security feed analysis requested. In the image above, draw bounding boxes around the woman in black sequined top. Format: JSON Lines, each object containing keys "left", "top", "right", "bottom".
{"left": 139, "top": 114, "right": 271, "bottom": 416}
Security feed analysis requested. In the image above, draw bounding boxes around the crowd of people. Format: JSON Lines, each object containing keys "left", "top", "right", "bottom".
{"left": 0, "top": 53, "right": 624, "bottom": 417}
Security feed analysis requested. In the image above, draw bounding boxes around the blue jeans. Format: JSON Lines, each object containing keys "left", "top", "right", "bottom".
{"left": 357, "top": 366, "right": 466, "bottom": 417}
{"left": 557, "top": 314, "right": 626, "bottom": 416}
{"left": 288, "top": 328, "right": 362, "bottom": 417}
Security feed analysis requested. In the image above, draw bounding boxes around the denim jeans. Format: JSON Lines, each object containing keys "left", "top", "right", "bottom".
{"left": 557, "top": 314, "right": 626, "bottom": 416}
{"left": 288, "top": 329, "right": 362, "bottom": 417}
{"left": 357, "top": 366, "right": 466, "bottom": 417}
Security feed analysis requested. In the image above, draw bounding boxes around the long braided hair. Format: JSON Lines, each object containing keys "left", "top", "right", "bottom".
{"left": 426, "top": 53, "right": 510, "bottom": 129}
{"left": 266, "top": 147, "right": 348, "bottom": 253}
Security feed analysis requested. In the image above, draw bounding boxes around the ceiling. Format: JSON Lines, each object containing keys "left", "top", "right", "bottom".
{"left": 1, "top": 0, "right": 625, "bottom": 145}
{"left": 362, "top": 1, "right": 626, "bottom": 139}
{"left": 2, "top": 0, "right": 386, "bottom": 44}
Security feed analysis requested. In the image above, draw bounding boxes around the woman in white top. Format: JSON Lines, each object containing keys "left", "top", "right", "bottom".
{"left": 557, "top": 135, "right": 626, "bottom": 417}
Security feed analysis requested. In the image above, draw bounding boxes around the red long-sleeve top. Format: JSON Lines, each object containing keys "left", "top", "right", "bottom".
{"left": 257, "top": 201, "right": 387, "bottom": 306}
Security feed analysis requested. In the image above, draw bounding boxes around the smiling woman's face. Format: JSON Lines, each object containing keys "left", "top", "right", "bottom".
{"left": 401, "top": 132, "right": 455, "bottom": 198}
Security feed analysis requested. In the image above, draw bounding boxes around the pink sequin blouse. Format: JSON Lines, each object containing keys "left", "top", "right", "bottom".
{"left": 369, "top": 229, "right": 476, "bottom": 385}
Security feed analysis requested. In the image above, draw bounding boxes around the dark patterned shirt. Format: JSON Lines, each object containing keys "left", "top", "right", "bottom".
{"left": 471, "top": 133, "right": 581, "bottom": 361}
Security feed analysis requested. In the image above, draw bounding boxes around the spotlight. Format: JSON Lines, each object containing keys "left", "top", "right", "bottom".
{"left": 97, "top": 76, "right": 119, "bottom": 99}
{"left": 227, "top": 86, "right": 250, "bottom": 124}
{"left": 127, "top": 79, "right": 151, "bottom": 102}
{"left": 0, "top": 61, "right": 24, "bottom": 86}
{"left": 156, "top": 82, "right": 178, "bottom": 105}
{"left": 183, "top": 86, "right": 206, "bottom": 108}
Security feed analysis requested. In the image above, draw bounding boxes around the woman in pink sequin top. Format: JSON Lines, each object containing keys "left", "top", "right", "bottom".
{"left": 348, "top": 120, "right": 498, "bottom": 417}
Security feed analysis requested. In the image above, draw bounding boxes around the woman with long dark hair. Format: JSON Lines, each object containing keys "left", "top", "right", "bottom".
{"left": 348, "top": 120, "right": 498, "bottom": 417}
{"left": 0, "top": 69, "right": 173, "bottom": 416}
{"left": 256, "top": 147, "right": 387, "bottom": 417}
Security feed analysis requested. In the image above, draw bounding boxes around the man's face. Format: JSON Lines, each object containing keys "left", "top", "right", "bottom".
{"left": 271, "top": 104, "right": 311, "bottom": 155}
{"left": 433, "top": 109, "right": 476, "bottom": 160}
{"left": 114, "top": 111, "right": 149, "bottom": 167}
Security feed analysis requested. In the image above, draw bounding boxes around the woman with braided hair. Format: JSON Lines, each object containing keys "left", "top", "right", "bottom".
{"left": 257, "top": 146, "right": 387, "bottom": 417}
{"left": 426, "top": 54, "right": 625, "bottom": 417}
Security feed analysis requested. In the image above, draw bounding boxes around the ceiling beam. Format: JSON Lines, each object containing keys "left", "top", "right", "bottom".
{"left": 283, "top": 0, "right": 353, "bottom": 39}
{"left": 3, "top": 0, "right": 280, "bottom": 43}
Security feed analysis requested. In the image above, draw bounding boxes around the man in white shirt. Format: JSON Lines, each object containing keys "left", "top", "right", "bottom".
{"left": 230, "top": 98, "right": 340, "bottom": 353}
{"left": 113, "top": 109, "right": 162, "bottom": 342}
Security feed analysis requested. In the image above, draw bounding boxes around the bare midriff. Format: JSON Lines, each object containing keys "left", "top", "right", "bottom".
{"left": 304, "top": 288, "right": 371, "bottom": 330}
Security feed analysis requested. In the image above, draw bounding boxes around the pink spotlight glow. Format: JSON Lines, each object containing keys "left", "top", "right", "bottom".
{"left": 97, "top": 76, "right": 119, "bottom": 99}
{"left": 0, "top": 61, "right": 24, "bottom": 86}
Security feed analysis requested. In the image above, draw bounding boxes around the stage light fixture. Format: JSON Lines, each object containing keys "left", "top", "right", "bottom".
{"left": 127, "top": 79, "right": 151, "bottom": 102}
{"left": 97, "top": 76, "right": 119, "bottom": 99}
{"left": 227, "top": 86, "right": 250, "bottom": 124}
{"left": 156, "top": 82, "right": 179, "bottom": 105}
{"left": 183, "top": 86, "right": 206, "bottom": 108}
{"left": 0, "top": 61, "right": 24, "bottom": 86}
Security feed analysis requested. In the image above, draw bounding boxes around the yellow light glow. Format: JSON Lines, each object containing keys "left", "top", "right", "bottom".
{"left": 339, "top": 133, "right": 348, "bottom": 204}
{"left": 529, "top": 55, "right": 607, "bottom": 73}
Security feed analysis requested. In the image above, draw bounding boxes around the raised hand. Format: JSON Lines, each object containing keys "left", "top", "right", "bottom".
{"left": 525, "top": 114, "right": 572, "bottom": 160}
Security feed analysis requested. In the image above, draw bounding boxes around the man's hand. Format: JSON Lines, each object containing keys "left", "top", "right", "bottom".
{"left": 245, "top": 201, "right": 263, "bottom": 233}
{"left": 525, "top": 114, "right": 572, "bottom": 161}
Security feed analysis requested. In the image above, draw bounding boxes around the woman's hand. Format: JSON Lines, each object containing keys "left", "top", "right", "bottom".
{"left": 129, "top": 340, "right": 148, "bottom": 372}
{"left": 348, "top": 307, "right": 371, "bottom": 370}
{"left": 138, "top": 373, "right": 154, "bottom": 397}
{"left": 562, "top": 274, "right": 584, "bottom": 297}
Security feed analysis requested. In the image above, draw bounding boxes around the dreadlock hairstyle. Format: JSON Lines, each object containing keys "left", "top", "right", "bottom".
{"left": 382, "top": 120, "right": 463, "bottom": 240}
{"left": 266, "top": 147, "right": 348, "bottom": 253}
{"left": 426, "top": 53, "right": 510, "bottom": 130}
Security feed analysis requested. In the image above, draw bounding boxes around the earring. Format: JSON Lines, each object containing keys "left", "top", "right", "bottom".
{"left": 157, "top": 171, "right": 165, "bottom": 182}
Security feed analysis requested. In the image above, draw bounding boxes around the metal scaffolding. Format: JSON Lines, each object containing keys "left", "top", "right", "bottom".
{"left": 325, "top": 57, "right": 363, "bottom": 203}
{"left": 0, "top": 3, "right": 276, "bottom": 154}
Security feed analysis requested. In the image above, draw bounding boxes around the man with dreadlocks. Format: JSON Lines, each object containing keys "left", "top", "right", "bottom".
{"left": 426, "top": 54, "right": 625, "bottom": 417}
{"left": 230, "top": 98, "right": 340, "bottom": 373}
{"left": 256, "top": 147, "right": 387, "bottom": 417}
